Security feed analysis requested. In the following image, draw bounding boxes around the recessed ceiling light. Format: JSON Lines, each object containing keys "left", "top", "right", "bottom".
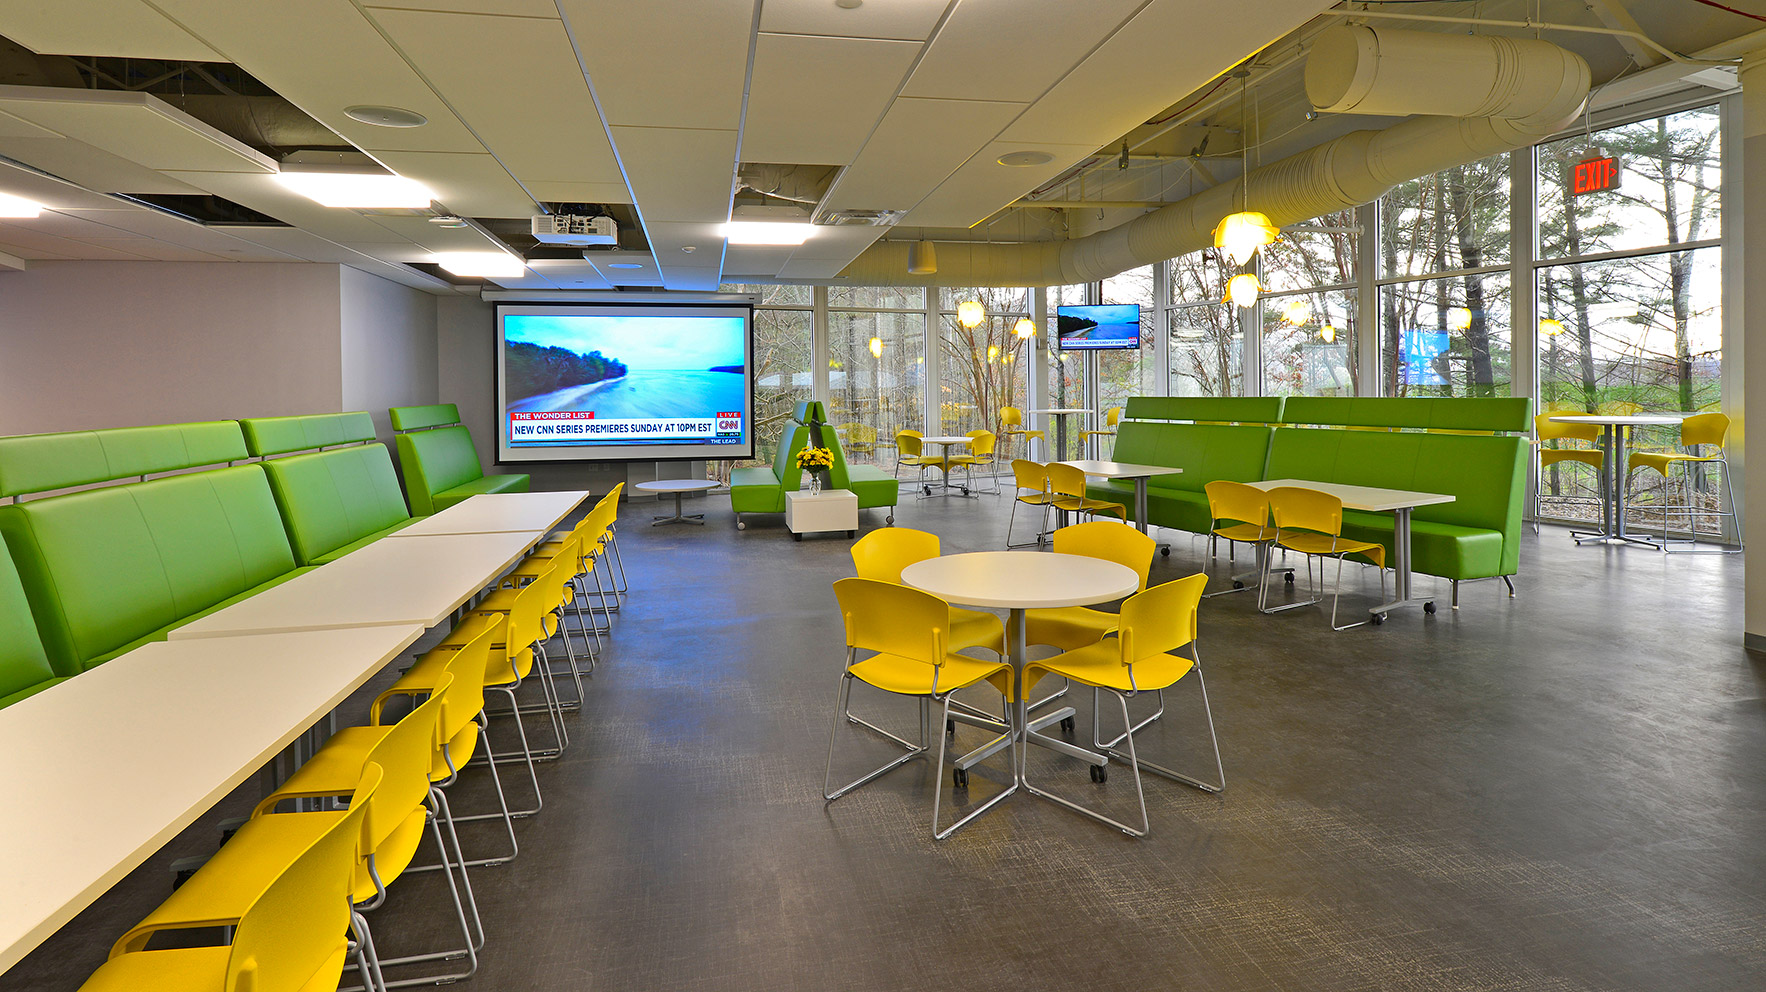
{"left": 681, "top": 245, "right": 696, "bottom": 253}
{"left": 997, "top": 150, "right": 1055, "bottom": 167}
{"left": 725, "top": 221, "right": 814, "bottom": 246}
{"left": 0, "top": 192, "right": 44, "bottom": 217}
{"left": 428, "top": 214, "right": 468, "bottom": 228}
{"left": 275, "top": 171, "right": 434, "bottom": 208}
{"left": 344, "top": 105, "right": 428, "bottom": 128}
{"left": 606, "top": 262, "right": 644, "bottom": 269}
{"left": 433, "top": 251, "right": 525, "bottom": 277}
{"left": 836, "top": 0, "right": 863, "bottom": 8}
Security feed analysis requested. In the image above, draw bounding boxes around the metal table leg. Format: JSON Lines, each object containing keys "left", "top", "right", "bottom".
{"left": 651, "top": 491, "right": 705, "bottom": 526}
{"left": 1369, "top": 506, "right": 1433, "bottom": 619}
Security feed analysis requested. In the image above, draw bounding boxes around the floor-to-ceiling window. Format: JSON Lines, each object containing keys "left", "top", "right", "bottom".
{"left": 1167, "top": 250, "right": 1243, "bottom": 396}
{"left": 716, "top": 283, "right": 812, "bottom": 483}
{"left": 1043, "top": 283, "right": 1090, "bottom": 455}
{"left": 937, "top": 287, "right": 1031, "bottom": 473}
{"left": 1535, "top": 103, "right": 1724, "bottom": 531}
{"left": 1096, "top": 267, "right": 1159, "bottom": 452}
{"left": 829, "top": 286, "right": 927, "bottom": 470}
{"left": 1260, "top": 207, "right": 1360, "bottom": 396}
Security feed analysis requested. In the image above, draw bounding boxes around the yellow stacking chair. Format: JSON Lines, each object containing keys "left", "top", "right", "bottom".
{"left": 1007, "top": 459, "right": 1056, "bottom": 548}
{"left": 1021, "top": 573, "right": 1222, "bottom": 837}
{"left": 999, "top": 406, "right": 1043, "bottom": 459}
{"left": 1626, "top": 412, "right": 1739, "bottom": 552}
{"left": 1202, "top": 480, "right": 1285, "bottom": 597}
{"left": 1533, "top": 412, "right": 1604, "bottom": 533}
{"left": 893, "top": 429, "right": 938, "bottom": 481}
{"left": 1079, "top": 405, "right": 1122, "bottom": 458}
{"left": 948, "top": 429, "right": 1000, "bottom": 493}
{"left": 824, "top": 577, "right": 1017, "bottom": 840}
{"left": 1047, "top": 461, "right": 1127, "bottom": 524}
{"left": 502, "top": 497, "right": 621, "bottom": 657}
{"left": 86, "top": 765, "right": 387, "bottom": 992}
{"left": 1262, "top": 486, "right": 1387, "bottom": 630}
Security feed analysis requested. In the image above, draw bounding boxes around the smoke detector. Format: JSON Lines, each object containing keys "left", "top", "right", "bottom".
{"left": 531, "top": 214, "right": 618, "bottom": 246}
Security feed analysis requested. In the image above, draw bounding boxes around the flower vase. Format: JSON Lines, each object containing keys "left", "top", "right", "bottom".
{"left": 808, "top": 471, "right": 824, "bottom": 496}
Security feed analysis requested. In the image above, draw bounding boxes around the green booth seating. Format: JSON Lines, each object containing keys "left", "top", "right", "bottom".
{"left": 0, "top": 464, "right": 310, "bottom": 675}
{"left": 389, "top": 403, "right": 531, "bottom": 516}
{"left": 0, "top": 543, "right": 64, "bottom": 709}
{"left": 240, "top": 411, "right": 377, "bottom": 456}
{"left": 259, "top": 444, "right": 417, "bottom": 565}
{"left": 0, "top": 420, "right": 248, "bottom": 498}
{"left": 1124, "top": 396, "right": 1286, "bottom": 425}
{"left": 729, "top": 402, "right": 897, "bottom": 529}
{"left": 1279, "top": 396, "right": 1532, "bottom": 433}
{"left": 1264, "top": 428, "right": 1527, "bottom": 591}
{"left": 1086, "top": 420, "right": 1276, "bottom": 534}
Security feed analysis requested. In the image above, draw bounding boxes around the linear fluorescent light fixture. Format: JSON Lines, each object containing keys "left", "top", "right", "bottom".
{"left": 274, "top": 170, "right": 434, "bottom": 208}
{"left": 724, "top": 221, "right": 814, "bottom": 246}
{"left": 434, "top": 251, "right": 525, "bottom": 277}
{"left": 0, "top": 192, "right": 44, "bottom": 218}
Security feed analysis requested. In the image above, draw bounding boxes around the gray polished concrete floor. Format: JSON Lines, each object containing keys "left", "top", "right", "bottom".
{"left": 9, "top": 491, "right": 1765, "bottom": 991}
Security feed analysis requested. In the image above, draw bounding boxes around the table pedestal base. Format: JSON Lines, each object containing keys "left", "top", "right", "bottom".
{"left": 651, "top": 492, "right": 704, "bottom": 526}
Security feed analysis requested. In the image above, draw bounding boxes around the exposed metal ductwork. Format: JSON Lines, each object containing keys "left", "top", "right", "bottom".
{"left": 839, "top": 25, "right": 1589, "bottom": 288}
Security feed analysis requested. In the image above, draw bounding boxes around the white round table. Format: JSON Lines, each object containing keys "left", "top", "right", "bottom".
{"left": 1548, "top": 413, "right": 1687, "bottom": 546}
{"left": 915, "top": 435, "right": 975, "bottom": 499}
{"left": 901, "top": 551, "right": 1139, "bottom": 779}
{"left": 633, "top": 479, "right": 718, "bottom": 526}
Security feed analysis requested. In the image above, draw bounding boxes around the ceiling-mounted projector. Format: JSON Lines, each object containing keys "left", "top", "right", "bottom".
{"left": 531, "top": 214, "right": 617, "bottom": 246}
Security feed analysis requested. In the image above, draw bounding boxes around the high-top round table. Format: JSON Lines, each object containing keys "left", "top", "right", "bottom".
{"left": 633, "top": 479, "right": 718, "bottom": 526}
{"left": 1024, "top": 407, "right": 1092, "bottom": 462}
{"left": 901, "top": 551, "right": 1139, "bottom": 780}
{"left": 1548, "top": 413, "right": 1687, "bottom": 546}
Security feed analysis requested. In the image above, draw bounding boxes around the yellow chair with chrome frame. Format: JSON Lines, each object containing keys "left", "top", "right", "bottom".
{"left": 1533, "top": 412, "right": 1604, "bottom": 534}
{"left": 1021, "top": 572, "right": 1221, "bottom": 837}
{"left": 1047, "top": 461, "right": 1127, "bottom": 524}
{"left": 84, "top": 764, "right": 387, "bottom": 992}
{"left": 1261, "top": 486, "right": 1387, "bottom": 630}
{"left": 1201, "top": 480, "right": 1285, "bottom": 598}
{"left": 999, "top": 405, "right": 1044, "bottom": 460}
{"left": 1006, "top": 458, "right": 1056, "bottom": 548}
{"left": 824, "top": 577, "right": 1017, "bottom": 840}
{"left": 1079, "top": 405, "right": 1122, "bottom": 459}
{"left": 893, "top": 429, "right": 947, "bottom": 489}
{"left": 1625, "top": 411, "right": 1740, "bottom": 552}
{"left": 948, "top": 429, "right": 1000, "bottom": 494}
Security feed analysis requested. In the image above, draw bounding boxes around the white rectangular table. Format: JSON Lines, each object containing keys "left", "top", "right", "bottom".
{"left": 1248, "top": 479, "right": 1454, "bottom": 620}
{"left": 387, "top": 490, "right": 589, "bottom": 538}
{"left": 169, "top": 530, "right": 539, "bottom": 638}
{"left": 785, "top": 489, "right": 857, "bottom": 539}
{"left": 0, "top": 624, "right": 426, "bottom": 973}
{"left": 1056, "top": 460, "right": 1183, "bottom": 535}
{"left": 1547, "top": 414, "right": 1687, "bottom": 547}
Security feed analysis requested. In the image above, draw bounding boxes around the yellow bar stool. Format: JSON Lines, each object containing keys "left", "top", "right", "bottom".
{"left": 1079, "top": 405, "right": 1122, "bottom": 459}
{"left": 1625, "top": 411, "right": 1740, "bottom": 552}
{"left": 1021, "top": 573, "right": 1222, "bottom": 838}
{"left": 1533, "top": 412, "right": 1605, "bottom": 533}
{"left": 999, "top": 405, "right": 1044, "bottom": 461}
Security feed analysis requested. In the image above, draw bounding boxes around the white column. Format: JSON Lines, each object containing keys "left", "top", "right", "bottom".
{"left": 1721, "top": 92, "right": 1748, "bottom": 548}
{"left": 1356, "top": 201, "right": 1381, "bottom": 395}
{"left": 811, "top": 285, "right": 829, "bottom": 406}
{"left": 1739, "top": 56, "right": 1766, "bottom": 649}
{"left": 922, "top": 286, "right": 940, "bottom": 436}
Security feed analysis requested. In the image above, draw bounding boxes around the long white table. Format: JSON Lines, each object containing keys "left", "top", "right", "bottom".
{"left": 1248, "top": 479, "right": 1454, "bottom": 622}
{"left": 388, "top": 490, "right": 589, "bottom": 538}
{"left": 0, "top": 624, "right": 426, "bottom": 973}
{"left": 1056, "top": 459, "right": 1183, "bottom": 535}
{"left": 169, "top": 529, "right": 540, "bottom": 638}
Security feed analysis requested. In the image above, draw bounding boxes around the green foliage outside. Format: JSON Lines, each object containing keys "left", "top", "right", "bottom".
{"left": 505, "top": 341, "right": 628, "bottom": 401}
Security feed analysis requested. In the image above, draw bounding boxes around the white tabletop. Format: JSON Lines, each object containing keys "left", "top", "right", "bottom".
{"left": 1548, "top": 414, "right": 1688, "bottom": 427}
{"left": 0, "top": 624, "right": 425, "bottom": 972}
{"left": 169, "top": 530, "right": 538, "bottom": 638}
{"left": 918, "top": 436, "right": 974, "bottom": 446}
{"left": 389, "top": 490, "right": 589, "bottom": 538}
{"left": 901, "top": 551, "right": 1139, "bottom": 610}
{"left": 1248, "top": 478, "right": 1455, "bottom": 512}
{"left": 1057, "top": 459, "right": 1183, "bottom": 480}
{"left": 633, "top": 479, "right": 719, "bottom": 494}
{"left": 1025, "top": 408, "right": 1092, "bottom": 415}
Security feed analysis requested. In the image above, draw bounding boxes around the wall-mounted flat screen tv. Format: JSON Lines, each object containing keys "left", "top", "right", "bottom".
{"left": 495, "top": 302, "right": 755, "bottom": 463}
{"left": 1055, "top": 303, "right": 1141, "bottom": 350}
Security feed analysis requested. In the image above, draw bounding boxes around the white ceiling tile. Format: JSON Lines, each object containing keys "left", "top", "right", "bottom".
{"left": 0, "top": 241, "right": 74, "bottom": 259}
{"left": 0, "top": 161, "right": 146, "bottom": 208}
{"left": 529, "top": 258, "right": 618, "bottom": 289}
{"left": 77, "top": 238, "right": 230, "bottom": 261}
{"left": 161, "top": 170, "right": 411, "bottom": 243}
{"left": 903, "top": 140, "right": 1098, "bottom": 229}
{"left": 366, "top": 9, "right": 625, "bottom": 187}
{"left": 1001, "top": 0, "right": 1333, "bottom": 146}
{"left": 0, "top": 0, "right": 222, "bottom": 59}
{"left": 784, "top": 225, "right": 886, "bottom": 261}
{"left": 0, "top": 225, "right": 150, "bottom": 258}
{"left": 743, "top": 34, "right": 920, "bottom": 166}
{"left": 720, "top": 244, "right": 799, "bottom": 275}
{"left": 525, "top": 181, "right": 632, "bottom": 205}
{"left": 760, "top": 0, "right": 950, "bottom": 40}
{"left": 0, "top": 136, "right": 205, "bottom": 194}
{"left": 607, "top": 127, "right": 737, "bottom": 223}
{"left": 365, "top": 1, "right": 558, "bottom": 15}
{"left": 362, "top": 214, "right": 511, "bottom": 252}
{"left": 820, "top": 97, "right": 1023, "bottom": 215}
{"left": 557, "top": 0, "right": 755, "bottom": 129}
{"left": 365, "top": 150, "right": 536, "bottom": 218}
{"left": 901, "top": 0, "right": 1144, "bottom": 104}
{"left": 657, "top": 265, "right": 724, "bottom": 291}
{"left": 151, "top": 0, "right": 484, "bottom": 154}
{"left": 0, "top": 87, "right": 276, "bottom": 174}
{"left": 0, "top": 110, "right": 62, "bottom": 141}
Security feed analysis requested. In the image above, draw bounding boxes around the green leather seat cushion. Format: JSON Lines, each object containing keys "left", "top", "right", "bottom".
{"left": 261, "top": 444, "right": 411, "bottom": 566}
{"left": 0, "top": 542, "right": 60, "bottom": 706}
{"left": 434, "top": 472, "right": 530, "bottom": 512}
{"left": 80, "top": 565, "right": 319, "bottom": 669}
{"left": 841, "top": 465, "right": 898, "bottom": 508}
{"left": 731, "top": 425, "right": 811, "bottom": 515}
{"left": 0, "top": 465, "right": 300, "bottom": 675}
{"left": 0, "top": 677, "right": 69, "bottom": 709}
{"left": 397, "top": 425, "right": 516, "bottom": 516}
{"left": 311, "top": 520, "right": 421, "bottom": 564}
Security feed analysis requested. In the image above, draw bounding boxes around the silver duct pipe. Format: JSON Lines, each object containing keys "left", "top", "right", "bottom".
{"left": 838, "top": 25, "right": 1589, "bottom": 287}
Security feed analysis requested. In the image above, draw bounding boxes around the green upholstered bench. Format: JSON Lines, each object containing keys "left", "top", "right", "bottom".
{"left": 1264, "top": 427, "right": 1527, "bottom": 595}
{"left": 259, "top": 444, "right": 417, "bottom": 565}
{"left": 1085, "top": 420, "right": 1275, "bottom": 536}
{"left": 390, "top": 404, "right": 530, "bottom": 516}
{"left": 1279, "top": 396, "right": 1532, "bottom": 433}
{"left": 0, "top": 464, "right": 311, "bottom": 675}
{"left": 1, "top": 544, "right": 64, "bottom": 709}
{"left": 730, "top": 421, "right": 813, "bottom": 528}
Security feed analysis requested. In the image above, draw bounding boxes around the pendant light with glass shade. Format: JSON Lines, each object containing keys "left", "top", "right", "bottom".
{"left": 1214, "top": 68, "right": 1279, "bottom": 294}
{"left": 1013, "top": 317, "right": 1035, "bottom": 339}
{"left": 957, "top": 300, "right": 985, "bottom": 328}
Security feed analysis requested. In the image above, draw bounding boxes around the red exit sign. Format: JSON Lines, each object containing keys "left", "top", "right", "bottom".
{"left": 1570, "top": 156, "right": 1622, "bottom": 196}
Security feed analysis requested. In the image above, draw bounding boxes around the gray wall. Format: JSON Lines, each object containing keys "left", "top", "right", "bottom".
{"left": 340, "top": 265, "right": 439, "bottom": 444}
{"left": 0, "top": 261, "right": 343, "bottom": 434}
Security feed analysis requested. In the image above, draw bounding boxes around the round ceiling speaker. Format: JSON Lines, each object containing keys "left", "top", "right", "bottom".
{"left": 344, "top": 105, "right": 429, "bottom": 128}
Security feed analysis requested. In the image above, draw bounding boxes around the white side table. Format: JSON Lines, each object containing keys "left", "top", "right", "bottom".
{"left": 785, "top": 489, "right": 858, "bottom": 540}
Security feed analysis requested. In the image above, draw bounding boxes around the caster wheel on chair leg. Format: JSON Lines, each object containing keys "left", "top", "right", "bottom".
{"left": 1423, "top": 601, "right": 1436, "bottom": 615}
{"left": 953, "top": 767, "right": 969, "bottom": 789}
{"left": 1160, "top": 547, "right": 1170, "bottom": 557}
{"left": 1232, "top": 580, "right": 1244, "bottom": 590}
{"left": 1371, "top": 612, "right": 1388, "bottom": 625}
{"left": 1089, "top": 764, "right": 1107, "bottom": 783}
{"left": 1060, "top": 715, "right": 1076, "bottom": 734}
{"left": 1285, "top": 572, "right": 1295, "bottom": 585}
{"left": 736, "top": 521, "right": 746, "bottom": 531}
{"left": 946, "top": 718, "right": 956, "bottom": 738}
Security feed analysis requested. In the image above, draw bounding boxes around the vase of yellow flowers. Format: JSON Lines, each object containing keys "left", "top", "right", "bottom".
{"left": 796, "top": 445, "right": 833, "bottom": 495}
